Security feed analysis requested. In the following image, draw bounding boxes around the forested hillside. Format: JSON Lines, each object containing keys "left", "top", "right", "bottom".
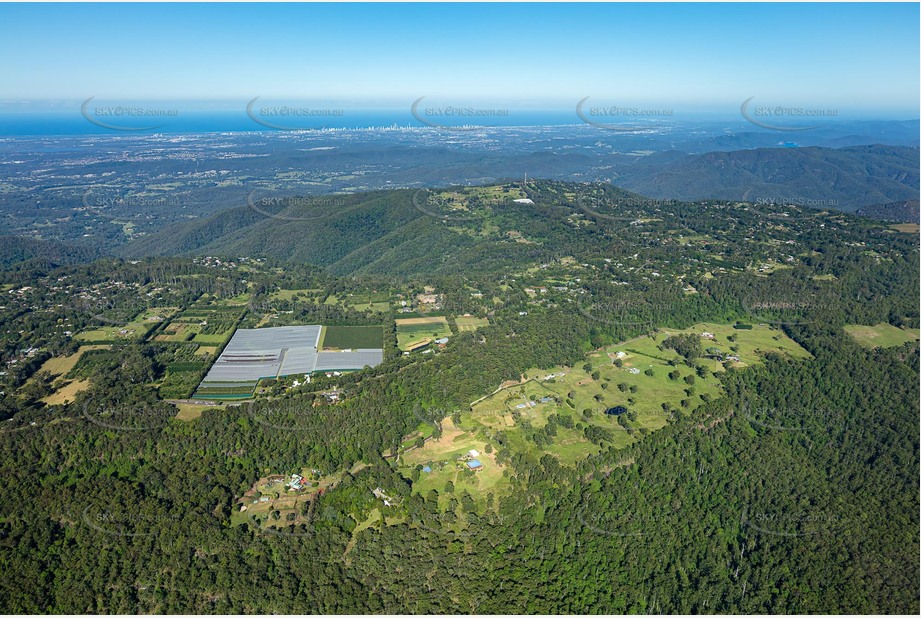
{"left": 0, "top": 180, "right": 916, "bottom": 613}
{"left": 614, "top": 144, "right": 919, "bottom": 214}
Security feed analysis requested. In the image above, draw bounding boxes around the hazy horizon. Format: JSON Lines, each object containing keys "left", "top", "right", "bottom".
{"left": 1, "top": 3, "right": 917, "bottom": 115}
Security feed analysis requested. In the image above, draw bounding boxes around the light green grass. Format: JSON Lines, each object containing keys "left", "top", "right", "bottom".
{"left": 270, "top": 288, "right": 320, "bottom": 301}
{"left": 455, "top": 316, "right": 490, "bottom": 332}
{"left": 399, "top": 419, "right": 506, "bottom": 510}
{"left": 395, "top": 316, "right": 451, "bottom": 351}
{"left": 192, "top": 331, "right": 235, "bottom": 345}
{"left": 469, "top": 322, "right": 810, "bottom": 464}
{"left": 844, "top": 324, "right": 920, "bottom": 349}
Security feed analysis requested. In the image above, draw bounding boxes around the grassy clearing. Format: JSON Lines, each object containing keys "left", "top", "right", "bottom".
{"left": 191, "top": 330, "right": 235, "bottom": 345}
{"left": 77, "top": 307, "right": 176, "bottom": 343}
{"left": 844, "top": 323, "right": 920, "bottom": 349}
{"left": 890, "top": 223, "right": 919, "bottom": 234}
{"left": 398, "top": 418, "right": 506, "bottom": 510}
{"left": 174, "top": 403, "right": 217, "bottom": 421}
{"left": 271, "top": 288, "right": 321, "bottom": 301}
{"left": 359, "top": 301, "right": 391, "bottom": 313}
{"left": 333, "top": 291, "right": 392, "bottom": 314}
{"left": 195, "top": 346, "right": 218, "bottom": 357}
{"left": 230, "top": 471, "right": 341, "bottom": 531}
{"left": 141, "top": 306, "right": 179, "bottom": 320}
{"left": 384, "top": 322, "right": 812, "bottom": 509}
{"left": 41, "top": 379, "right": 91, "bottom": 405}
{"left": 155, "top": 322, "right": 199, "bottom": 342}
{"left": 38, "top": 345, "right": 110, "bottom": 377}
{"left": 656, "top": 322, "right": 811, "bottom": 366}
{"left": 322, "top": 325, "right": 384, "bottom": 349}
{"left": 76, "top": 324, "right": 144, "bottom": 343}
{"left": 466, "top": 322, "right": 810, "bottom": 466}
{"left": 454, "top": 315, "right": 490, "bottom": 332}
{"left": 396, "top": 316, "right": 451, "bottom": 351}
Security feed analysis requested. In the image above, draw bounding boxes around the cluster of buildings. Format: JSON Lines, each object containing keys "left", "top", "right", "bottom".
{"left": 514, "top": 396, "right": 555, "bottom": 410}
{"left": 464, "top": 449, "right": 484, "bottom": 471}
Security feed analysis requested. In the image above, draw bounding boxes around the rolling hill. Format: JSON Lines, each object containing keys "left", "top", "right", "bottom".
{"left": 614, "top": 144, "right": 919, "bottom": 216}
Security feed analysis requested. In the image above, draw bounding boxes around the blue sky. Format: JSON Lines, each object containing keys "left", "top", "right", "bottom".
{"left": 1, "top": 2, "right": 918, "bottom": 116}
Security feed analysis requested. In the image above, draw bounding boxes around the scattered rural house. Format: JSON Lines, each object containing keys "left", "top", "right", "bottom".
{"left": 700, "top": 332, "right": 715, "bottom": 340}
{"left": 467, "top": 449, "right": 480, "bottom": 458}
{"left": 628, "top": 367, "right": 641, "bottom": 374}
{"left": 466, "top": 459, "right": 484, "bottom": 471}
{"left": 613, "top": 351, "right": 627, "bottom": 359}
{"left": 372, "top": 487, "right": 395, "bottom": 506}
{"left": 513, "top": 198, "right": 534, "bottom": 204}
{"left": 434, "top": 337, "right": 449, "bottom": 345}
{"left": 288, "top": 474, "right": 304, "bottom": 490}
{"left": 422, "top": 466, "right": 432, "bottom": 473}
{"left": 519, "top": 311, "right": 528, "bottom": 316}
{"left": 539, "top": 396, "right": 554, "bottom": 403}
{"left": 416, "top": 293, "right": 440, "bottom": 305}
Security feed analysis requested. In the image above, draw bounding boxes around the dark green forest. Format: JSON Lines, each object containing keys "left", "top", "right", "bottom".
{"left": 0, "top": 181, "right": 917, "bottom": 613}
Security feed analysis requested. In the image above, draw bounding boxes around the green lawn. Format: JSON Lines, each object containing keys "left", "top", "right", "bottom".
{"left": 76, "top": 316, "right": 152, "bottom": 343}
{"left": 454, "top": 315, "right": 490, "bottom": 332}
{"left": 191, "top": 330, "right": 236, "bottom": 345}
{"left": 270, "top": 288, "right": 321, "bottom": 301}
{"left": 844, "top": 324, "right": 920, "bottom": 349}
{"left": 325, "top": 292, "right": 392, "bottom": 314}
{"left": 398, "top": 419, "right": 507, "bottom": 511}
{"left": 395, "top": 317, "right": 451, "bottom": 351}
{"left": 77, "top": 307, "right": 177, "bottom": 343}
{"left": 321, "top": 325, "right": 384, "bottom": 349}
{"left": 468, "top": 322, "right": 811, "bottom": 464}
{"left": 389, "top": 322, "right": 812, "bottom": 505}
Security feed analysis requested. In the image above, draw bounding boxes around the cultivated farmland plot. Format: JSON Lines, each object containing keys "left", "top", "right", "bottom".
{"left": 395, "top": 316, "right": 451, "bottom": 351}
{"left": 454, "top": 315, "right": 489, "bottom": 332}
